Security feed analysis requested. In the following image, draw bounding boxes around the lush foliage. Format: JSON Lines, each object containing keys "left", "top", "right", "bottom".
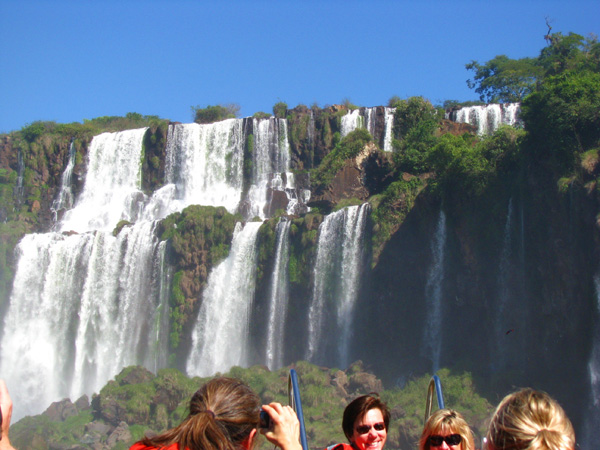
{"left": 311, "top": 128, "right": 373, "bottom": 189}
{"left": 390, "top": 96, "right": 442, "bottom": 173}
{"left": 521, "top": 70, "right": 600, "bottom": 169}
{"left": 11, "top": 363, "right": 492, "bottom": 450}
{"left": 466, "top": 55, "right": 542, "bottom": 103}
{"left": 466, "top": 32, "right": 599, "bottom": 104}
{"left": 192, "top": 104, "right": 240, "bottom": 124}
{"left": 273, "top": 101, "right": 288, "bottom": 119}
{"left": 370, "top": 176, "right": 423, "bottom": 264}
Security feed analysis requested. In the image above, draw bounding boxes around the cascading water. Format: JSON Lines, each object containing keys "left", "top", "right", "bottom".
{"left": 265, "top": 218, "right": 291, "bottom": 370}
{"left": 341, "top": 109, "right": 363, "bottom": 137}
{"left": 422, "top": 210, "right": 446, "bottom": 372}
{"left": 447, "top": 103, "right": 521, "bottom": 135}
{"left": 306, "top": 203, "right": 370, "bottom": 368}
{"left": 246, "top": 118, "right": 291, "bottom": 219}
{"left": 1, "top": 117, "right": 301, "bottom": 420}
{"left": 158, "top": 120, "right": 245, "bottom": 216}
{"left": 493, "top": 198, "right": 514, "bottom": 373}
{"left": 186, "top": 221, "right": 262, "bottom": 377}
{"left": 51, "top": 140, "right": 76, "bottom": 220}
{"left": 60, "top": 129, "right": 149, "bottom": 233}
{"left": 341, "top": 107, "right": 395, "bottom": 151}
{"left": 382, "top": 107, "right": 395, "bottom": 152}
{"left": 0, "top": 128, "right": 174, "bottom": 420}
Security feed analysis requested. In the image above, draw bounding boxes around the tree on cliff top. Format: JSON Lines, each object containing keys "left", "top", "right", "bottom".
{"left": 192, "top": 104, "right": 240, "bottom": 124}
{"left": 466, "top": 31, "right": 599, "bottom": 104}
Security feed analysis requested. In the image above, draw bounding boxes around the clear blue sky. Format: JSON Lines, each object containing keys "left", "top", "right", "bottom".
{"left": 1, "top": 0, "right": 599, "bottom": 133}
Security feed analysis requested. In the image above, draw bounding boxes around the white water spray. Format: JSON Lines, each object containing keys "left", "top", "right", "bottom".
{"left": 306, "top": 203, "right": 370, "bottom": 367}
{"left": 186, "top": 221, "right": 262, "bottom": 377}
{"left": 423, "top": 210, "right": 446, "bottom": 371}
{"left": 448, "top": 103, "right": 521, "bottom": 135}
{"left": 265, "top": 218, "right": 291, "bottom": 370}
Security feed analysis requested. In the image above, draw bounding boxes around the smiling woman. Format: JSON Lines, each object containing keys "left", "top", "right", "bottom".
{"left": 419, "top": 409, "right": 475, "bottom": 450}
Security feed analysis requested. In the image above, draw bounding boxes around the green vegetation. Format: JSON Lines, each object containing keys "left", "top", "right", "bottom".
{"left": 253, "top": 111, "right": 272, "bottom": 119}
{"left": 311, "top": 128, "right": 373, "bottom": 189}
{"left": 157, "top": 205, "right": 241, "bottom": 354}
{"left": 466, "top": 31, "right": 599, "bottom": 103}
{"left": 191, "top": 104, "right": 240, "bottom": 124}
{"left": 11, "top": 363, "right": 492, "bottom": 450}
{"left": 466, "top": 55, "right": 542, "bottom": 103}
{"left": 390, "top": 96, "right": 442, "bottom": 173}
{"left": 273, "top": 101, "right": 288, "bottom": 118}
{"left": 370, "top": 176, "right": 423, "bottom": 263}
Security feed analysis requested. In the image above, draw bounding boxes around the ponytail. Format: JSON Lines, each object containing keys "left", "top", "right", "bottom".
{"left": 138, "top": 377, "right": 261, "bottom": 450}
{"left": 486, "top": 388, "right": 575, "bottom": 450}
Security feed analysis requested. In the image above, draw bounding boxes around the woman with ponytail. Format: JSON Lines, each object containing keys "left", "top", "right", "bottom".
{"left": 485, "top": 388, "right": 575, "bottom": 450}
{"left": 130, "top": 377, "right": 301, "bottom": 450}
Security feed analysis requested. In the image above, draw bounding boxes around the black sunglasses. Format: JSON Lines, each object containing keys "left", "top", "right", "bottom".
{"left": 429, "top": 434, "right": 462, "bottom": 447}
{"left": 356, "top": 422, "right": 386, "bottom": 435}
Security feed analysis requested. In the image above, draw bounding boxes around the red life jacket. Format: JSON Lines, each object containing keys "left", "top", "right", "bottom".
{"left": 326, "top": 443, "right": 355, "bottom": 450}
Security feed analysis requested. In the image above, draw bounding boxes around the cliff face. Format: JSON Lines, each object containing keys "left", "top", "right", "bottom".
{"left": 0, "top": 105, "right": 598, "bottom": 437}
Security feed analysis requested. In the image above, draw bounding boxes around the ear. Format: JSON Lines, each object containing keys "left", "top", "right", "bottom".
{"left": 242, "top": 428, "right": 258, "bottom": 450}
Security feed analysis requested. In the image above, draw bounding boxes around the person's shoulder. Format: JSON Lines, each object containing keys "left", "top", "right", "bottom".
{"left": 326, "top": 443, "right": 354, "bottom": 450}
{"left": 129, "top": 442, "right": 179, "bottom": 450}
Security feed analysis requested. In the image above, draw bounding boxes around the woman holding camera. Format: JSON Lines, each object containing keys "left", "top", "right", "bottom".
{"left": 130, "top": 376, "right": 301, "bottom": 450}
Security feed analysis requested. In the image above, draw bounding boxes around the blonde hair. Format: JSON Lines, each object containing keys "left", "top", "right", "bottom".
{"left": 138, "top": 377, "right": 260, "bottom": 450}
{"left": 419, "top": 409, "right": 475, "bottom": 450}
{"left": 486, "top": 388, "right": 575, "bottom": 450}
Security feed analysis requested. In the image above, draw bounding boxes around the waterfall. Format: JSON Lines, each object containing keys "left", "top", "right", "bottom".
{"left": 448, "top": 103, "right": 521, "bottom": 135}
{"left": 160, "top": 120, "right": 245, "bottom": 216}
{"left": 0, "top": 118, "right": 299, "bottom": 420}
{"left": 493, "top": 198, "right": 514, "bottom": 372}
{"left": 60, "top": 129, "right": 148, "bottom": 233}
{"left": 341, "top": 109, "right": 363, "bottom": 137}
{"left": 265, "top": 218, "right": 291, "bottom": 370}
{"left": 153, "top": 240, "right": 172, "bottom": 372}
{"left": 246, "top": 118, "right": 291, "bottom": 219}
{"left": 0, "top": 220, "right": 166, "bottom": 420}
{"left": 51, "top": 140, "right": 76, "bottom": 220}
{"left": 341, "top": 107, "right": 395, "bottom": 151}
{"left": 383, "top": 107, "right": 395, "bottom": 152}
{"left": 582, "top": 275, "right": 600, "bottom": 448}
{"left": 306, "top": 203, "right": 370, "bottom": 367}
{"left": 423, "top": 210, "right": 446, "bottom": 371}
{"left": 0, "top": 128, "right": 166, "bottom": 420}
{"left": 186, "top": 221, "right": 262, "bottom": 377}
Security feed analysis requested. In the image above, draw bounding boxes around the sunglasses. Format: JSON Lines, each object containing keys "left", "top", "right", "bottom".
{"left": 429, "top": 434, "right": 462, "bottom": 447}
{"left": 356, "top": 423, "right": 386, "bottom": 435}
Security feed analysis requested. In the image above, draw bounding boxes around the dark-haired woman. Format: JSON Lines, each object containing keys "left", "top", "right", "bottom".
{"left": 418, "top": 409, "right": 474, "bottom": 450}
{"left": 329, "top": 394, "right": 390, "bottom": 450}
{"left": 130, "top": 377, "right": 301, "bottom": 450}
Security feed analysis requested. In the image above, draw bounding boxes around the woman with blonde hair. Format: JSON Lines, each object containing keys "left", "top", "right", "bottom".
{"left": 130, "top": 376, "right": 301, "bottom": 450}
{"left": 485, "top": 388, "right": 575, "bottom": 450}
{"left": 419, "top": 409, "right": 475, "bottom": 450}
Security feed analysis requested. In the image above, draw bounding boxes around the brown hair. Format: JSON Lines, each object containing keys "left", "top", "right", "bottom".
{"left": 419, "top": 409, "right": 475, "bottom": 450}
{"left": 342, "top": 394, "right": 390, "bottom": 442}
{"left": 486, "top": 388, "right": 575, "bottom": 450}
{"left": 138, "top": 377, "right": 260, "bottom": 450}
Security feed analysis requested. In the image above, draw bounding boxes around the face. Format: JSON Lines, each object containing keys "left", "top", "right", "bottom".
{"left": 427, "top": 427, "right": 462, "bottom": 450}
{"left": 351, "top": 408, "right": 387, "bottom": 450}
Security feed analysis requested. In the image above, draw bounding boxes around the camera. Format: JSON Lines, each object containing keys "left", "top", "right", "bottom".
{"left": 259, "top": 409, "right": 271, "bottom": 429}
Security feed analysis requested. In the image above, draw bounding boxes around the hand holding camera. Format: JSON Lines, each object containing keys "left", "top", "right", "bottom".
{"left": 259, "top": 403, "right": 301, "bottom": 450}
